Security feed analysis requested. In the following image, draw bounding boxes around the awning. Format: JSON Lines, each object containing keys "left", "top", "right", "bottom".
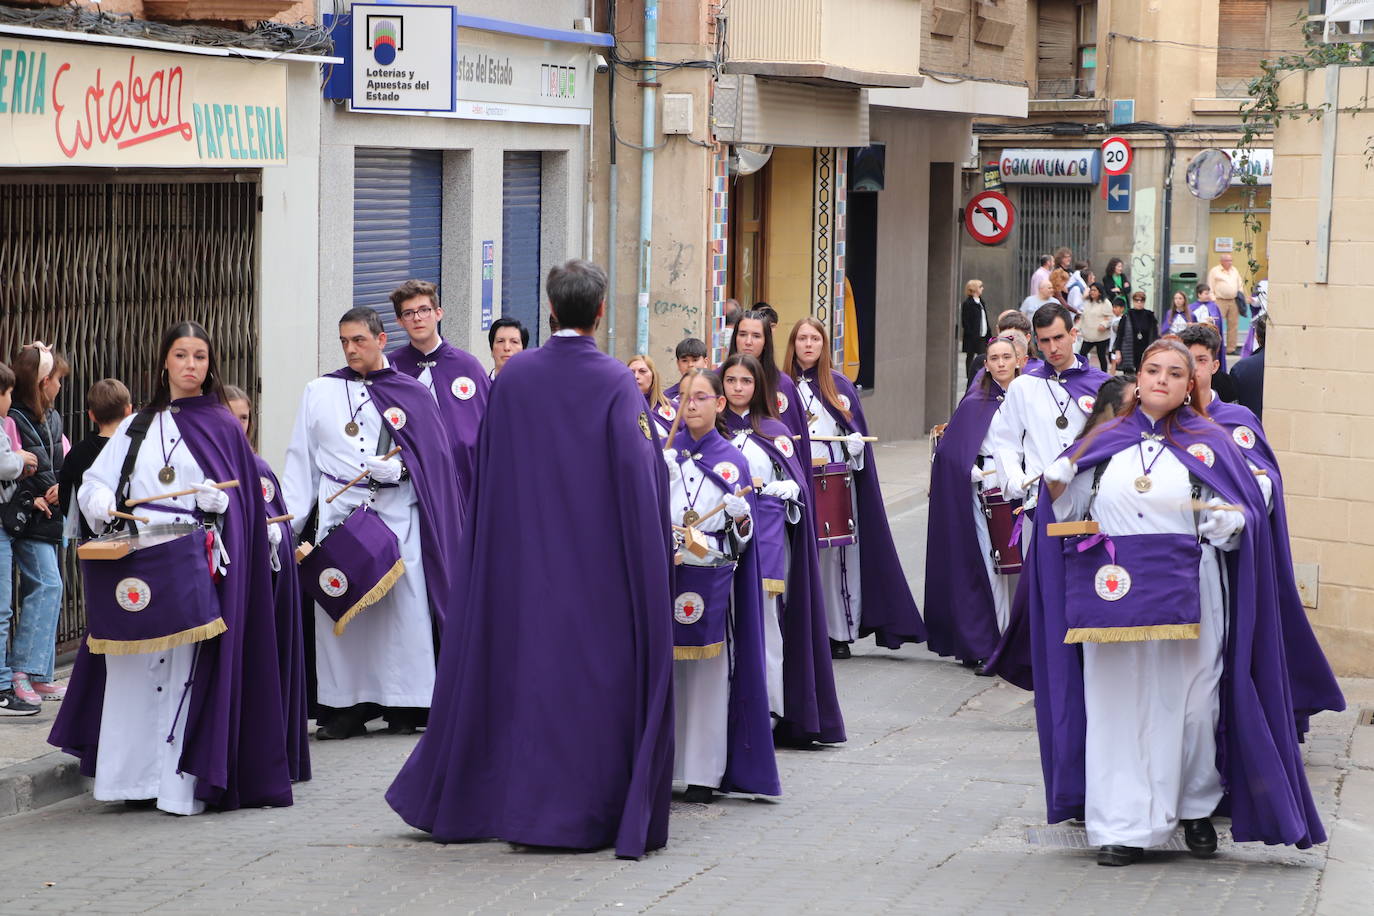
{"left": 713, "top": 74, "right": 869, "bottom": 148}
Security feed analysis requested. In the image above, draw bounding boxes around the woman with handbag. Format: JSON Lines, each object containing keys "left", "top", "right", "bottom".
{"left": 4, "top": 343, "right": 70, "bottom": 705}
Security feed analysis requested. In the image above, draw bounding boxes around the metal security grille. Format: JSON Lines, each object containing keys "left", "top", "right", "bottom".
{"left": 0, "top": 173, "right": 260, "bottom": 651}
{"left": 1015, "top": 185, "right": 1092, "bottom": 283}
{"left": 502, "top": 151, "right": 543, "bottom": 345}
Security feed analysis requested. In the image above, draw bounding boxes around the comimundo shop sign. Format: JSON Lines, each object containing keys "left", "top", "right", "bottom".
{"left": 0, "top": 36, "right": 287, "bottom": 167}
{"left": 332, "top": 5, "right": 595, "bottom": 125}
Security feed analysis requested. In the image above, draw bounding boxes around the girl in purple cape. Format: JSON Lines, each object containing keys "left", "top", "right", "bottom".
{"left": 1034, "top": 338, "right": 1332, "bottom": 866}
{"left": 784, "top": 317, "right": 926, "bottom": 658}
{"left": 727, "top": 311, "right": 811, "bottom": 446}
{"left": 627, "top": 353, "right": 677, "bottom": 439}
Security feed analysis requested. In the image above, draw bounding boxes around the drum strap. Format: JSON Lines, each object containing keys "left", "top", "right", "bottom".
{"left": 114, "top": 412, "right": 156, "bottom": 533}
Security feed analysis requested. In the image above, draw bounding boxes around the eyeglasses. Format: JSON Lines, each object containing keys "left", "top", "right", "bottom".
{"left": 684, "top": 393, "right": 720, "bottom": 405}
{"left": 400, "top": 306, "right": 435, "bottom": 321}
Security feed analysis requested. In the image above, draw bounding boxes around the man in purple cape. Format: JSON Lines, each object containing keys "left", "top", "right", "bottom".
{"left": 1026, "top": 408, "right": 1333, "bottom": 848}
{"left": 51, "top": 394, "right": 294, "bottom": 810}
{"left": 386, "top": 260, "right": 675, "bottom": 859}
{"left": 722, "top": 410, "right": 845, "bottom": 746}
{"left": 385, "top": 279, "right": 490, "bottom": 505}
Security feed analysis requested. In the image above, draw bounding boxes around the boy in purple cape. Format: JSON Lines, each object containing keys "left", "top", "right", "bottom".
{"left": 1188, "top": 284, "right": 1228, "bottom": 371}
{"left": 1179, "top": 324, "right": 1343, "bottom": 739}
{"left": 386, "top": 279, "right": 490, "bottom": 505}
{"left": 386, "top": 259, "right": 675, "bottom": 859}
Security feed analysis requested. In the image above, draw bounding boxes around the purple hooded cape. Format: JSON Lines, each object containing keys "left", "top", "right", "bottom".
{"left": 801, "top": 368, "right": 926, "bottom": 648}
{"left": 388, "top": 340, "right": 490, "bottom": 506}
{"left": 671, "top": 427, "right": 782, "bottom": 796}
{"left": 325, "top": 366, "right": 465, "bottom": 635}
{"left": 1026, "top": 408, "right": 1330, "bottom": 847}
{"left": 925, "top": 378, "right": 1007, "bottom": 662}
{"left": 256, "top": 455, "right": 311, "bottom": 782}
{"left": 50, "top": 395, "right": 293, "bottom": 810}
{"left": 1190, "top": 301, "right": 1229, "bottom": 371}
{"left": 386, "top": 333, "right": 675, "bottom": 859}
{"left": 723, "top": 411, "right": 846, "bottom": 746}
{"left": 1206, "top": 401, "right": 1345, "bottom": 738}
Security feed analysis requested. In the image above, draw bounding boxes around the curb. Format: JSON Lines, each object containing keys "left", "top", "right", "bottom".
{"left": 0, "top": 751, "right": 90, "bottom": 819}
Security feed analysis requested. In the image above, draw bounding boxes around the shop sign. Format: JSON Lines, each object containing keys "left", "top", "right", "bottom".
{"left": 998, "top": 148, "right": 1100, "bottom": 185}
{"left": 0, "top": 37, "right": 287, "bottom": 168}
{"left": 350, "top": 4, "right": 456, "bottom": 113}
{"left": 1226, "top": 148, "right": 1272, "bottom": 185}
{"left": 450, "top": 27, "right": 593, "bottom": 125}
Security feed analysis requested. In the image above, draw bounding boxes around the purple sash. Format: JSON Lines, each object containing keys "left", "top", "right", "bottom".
{"left": 81, "top": 525, "right": 222, "bottom": 654}
{"left": 1062, "top": 532, "right": 1202, "bottom": 642}
{"left": 753, "top": 494, "right": 788, "bottom": 596}
{"left": 672, "top": 562, "right": 734, "bottom": 659}
{"left": 298, "top": 505, "right": 405, "bottom": 635}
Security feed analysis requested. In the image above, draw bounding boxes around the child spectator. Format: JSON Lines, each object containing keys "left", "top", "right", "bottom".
{"left": 59, "top": 378, "right": 131, "bottom": 542}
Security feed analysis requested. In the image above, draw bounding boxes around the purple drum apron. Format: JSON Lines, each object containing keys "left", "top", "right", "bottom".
{"left": 813, "top": 462, "right": 857, "bottom": 548}
{"left": 754, "top": 493, "right": 788, "bottom": 598}
{"left": 672, "top": 562, "right": 735, "bottom": 660}
{"left": 1062, "top": 532, "right": 1203, "bottom": 643}
{"left": 81, "top": 524, "right": 223, "bottom": 655}
{"left": 298, "top": 505, "right": 405, "bottom": 635}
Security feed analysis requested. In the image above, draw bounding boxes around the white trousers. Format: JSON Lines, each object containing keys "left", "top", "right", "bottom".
{"left": 819, "top": 541, "right": 862, "bottom": 642}
{"left": 763, "top": 594, "right": 784, "bottom": 718}
{"left": 673, "top": 649, "right": 730, "bottom": 789}
{"left": 971, "top": 487, "right": 1018, "bottom": 634}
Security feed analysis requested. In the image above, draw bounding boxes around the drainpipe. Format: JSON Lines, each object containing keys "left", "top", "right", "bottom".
{"left": 1157, "top": 131, "right": 1176, "bottom": 323}
{"left": 635, "top": 0, "right": 659, "bottom": 355}
{"left": 605, "top": 0, "right": 619, "bottom": 358}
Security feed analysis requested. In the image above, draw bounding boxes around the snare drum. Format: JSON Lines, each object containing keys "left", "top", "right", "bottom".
{"left": 978, "top": 486, "right": 1023, "bottom": 574}
{"left": 79, "top": 523, "right": 224, "bottom": 655}
{"left": 297, "top": 505, "right": 405, "bottom": 635}
{"left": 813, "top": 462, "right": 857, "bottom": 549}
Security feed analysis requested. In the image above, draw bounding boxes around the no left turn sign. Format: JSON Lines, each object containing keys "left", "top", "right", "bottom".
{"left": 964, "top": 190, "right": 1014, "bottom": 245}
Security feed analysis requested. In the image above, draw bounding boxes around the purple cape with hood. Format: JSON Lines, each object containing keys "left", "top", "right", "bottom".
{"left": 1189, "top": 301, "right": 1229, "bottom": 370}
{"left": 1206, "top": 400, "right": 1345, "bottom": 738}
{"left": 257, "top": 456, "right": 311, "bottom": 782}
{"left": 388, "top": 340, "right": 490, "bottom": 506}
{"left": 925, "top": 377, "right": 1008, "bottom": 661}
{"left": 50, "top": 395, "right": 294, "bottom": 809}
{"left": 1025, "top": 407, "right": 1332, "bottom": 847}
{"left": 723, "top": 411, "right": 846, "bottom": 745}
{"left": 801, "top": 367, "right": 926, "bottom": 647}
{"left": 671, "top": 427, "right": 782, "bottom": 796}
{"left": 386, "top": 333, "right": 675, "bottom": 859}
{"left": 325, "top": 365, "right": 465, "bottom": 634}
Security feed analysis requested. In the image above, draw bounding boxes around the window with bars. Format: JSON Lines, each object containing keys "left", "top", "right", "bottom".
{"left": 1014, "top": 184, "right": 1093, "bottom": 287}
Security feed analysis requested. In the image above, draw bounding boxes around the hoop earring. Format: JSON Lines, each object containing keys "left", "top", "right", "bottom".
{"left": 1184, "top": 393, "right": 1192, "bottom": 406}
{"left": 1134, "top": 388, "right": 1142, "bottom": 402}
{"left": 160, "top": 368, "right": 168, "bottom": 385}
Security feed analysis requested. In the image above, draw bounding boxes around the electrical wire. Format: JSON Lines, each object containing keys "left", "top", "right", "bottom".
{"left": 0, "top": 5, "right": 333, "bottom": 56}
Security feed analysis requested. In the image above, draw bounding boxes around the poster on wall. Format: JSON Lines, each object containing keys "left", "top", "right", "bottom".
{"left": 0, "top": 37, "right": 288, "bottom": 168}
{"left": 349, "top": 4, "right": 457, "bottom": 113}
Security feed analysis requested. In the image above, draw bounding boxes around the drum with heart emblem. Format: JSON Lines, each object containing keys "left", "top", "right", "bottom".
{"left": 297, "top": 504, "right": 406, "bottom": 635}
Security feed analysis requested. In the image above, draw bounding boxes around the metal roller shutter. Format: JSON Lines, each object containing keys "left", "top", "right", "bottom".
{"left": 353, "top": 148, "right": 444, "bottom": 342}
{"left": 1015, "top": 185, "right": 1092, "bottom": 284}
{"left": 502, "top": 151, "right": 543, "bottom": 345}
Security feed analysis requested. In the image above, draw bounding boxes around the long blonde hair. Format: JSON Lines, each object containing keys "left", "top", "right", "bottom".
{"left": 627, "top": 353, "right": 673, "bottom": 414}
{"left": 782, "top": 317, "right": 852, "bottom": 423}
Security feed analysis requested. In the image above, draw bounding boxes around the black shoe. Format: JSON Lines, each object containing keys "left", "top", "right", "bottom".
{"left": 681, "top": 785, "right": 715, "bottom": 804}
{"left": 122, "top": 798, "right": 158, "bottom": 809}
{"left": 959, "top": 658, "right": 981, "bottom": 669}
{"left": 315, "top": 716, "right": 368, "bottom": 741}
{"left": 0, "top": 688, "right": 40, "bottom": 716}
{"left": 1097, "top": 845, "right": 1144, "bottom": 866}
{"left": 830, "top": 640, "right": 852, "bottom": 659}
{"left": 384, "top": 707, "right": 428, "bottom": 735}
{"left": 973, "top": 663, "right": 995, "bottom": 677}
{"left": 1181, "top": 817, "right": 1218, "bottom": 858}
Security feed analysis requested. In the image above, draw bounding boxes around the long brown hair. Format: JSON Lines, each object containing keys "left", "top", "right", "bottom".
{"left": 782, "top": 317, "right": 852, "bottom": 423}
{"left": 718, "top": 353, "right": 778, "bottom": 438}
{"left": 12, "top": 342, "right": 68, "bottom": 414}
{"left": 1072, "top": 338, "right": 1205, "bottom": 461}
{"left": 627, "top": 353, "right": 672, "bottom": 414}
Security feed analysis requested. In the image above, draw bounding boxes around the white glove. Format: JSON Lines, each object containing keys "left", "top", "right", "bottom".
{"left": 93, "top": 492, "right": 118, "bottom": 526}
{"left": 1043, "top": 456, "right": 1078, "bottom": 486}
{"left": 970, "top": 465, "right": 987, "bottom": 485}
{"left": 844, "top": 432, "right": 866, "bottom": 458}
{"left": 364, "top": 456, "right": 403, "bottom": 484}
{"left": 663, "top": 449, "right": 681, "bottom": 484}
{"left": 1197, "top": 498, "right": 1245, "bottom": 546}
{"left": 1002, "top": 469, "right": 1030, "bottom": 501}
{"left": 1254, "top": 469, "right": 1274, "bottom": 510}
{"left": 761, "top": 479, "right": 801, "bottom": 501}
{"left": 191, "top": 480, "right": 230, "bottom": 515}
{"left": 722, "top": 491, "right": 751, "bottom": 521}
{"left": 267, "top": 522, "right": 283, "bottom": 549}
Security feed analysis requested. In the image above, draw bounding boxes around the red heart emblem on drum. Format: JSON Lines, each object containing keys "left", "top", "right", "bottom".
{"left": 127, "top": 587, "right": 141, "bottom": 603}
{"left": 682, "top": 602, "right": 696, "bottom": 618}
{"left": 1105, "top": 576, "right": 1119, "bottom": 593}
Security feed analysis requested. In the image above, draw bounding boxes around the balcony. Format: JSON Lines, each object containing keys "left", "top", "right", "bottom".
{"left": 723, "top": 0, "right": 923, "bottom": 89}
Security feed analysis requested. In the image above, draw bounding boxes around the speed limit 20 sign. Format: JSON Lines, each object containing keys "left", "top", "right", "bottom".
{"left": 1101, "top": 136, "right": 1133, "bottom": 175}
{"left": 964, "top": 190, "right": 1014, "bottom": 245}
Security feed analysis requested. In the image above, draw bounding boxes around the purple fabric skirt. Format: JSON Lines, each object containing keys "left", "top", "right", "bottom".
{"left": 672, "top": 562, "right": 734, "bottom": 659}
{"left": 298, "top": 505, "right": 404, "bottom": 635}
{"left": 1062, "top": 532, "right": 1202, "bottom": 643}
{"left": 754, "top": 495, "right": 788, "bottom": 597}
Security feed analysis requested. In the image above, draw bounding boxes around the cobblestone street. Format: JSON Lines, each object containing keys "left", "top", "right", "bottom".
{"left": 2, "top": 489, "right": 1370, "bottom": 915}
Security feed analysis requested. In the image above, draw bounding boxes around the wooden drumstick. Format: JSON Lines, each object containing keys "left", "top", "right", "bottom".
{"left": 688, "top": 485, "right": 755, "bottom": 527}
{"left": 126, "top": 479, "right": 240, "bottom": 507}
{"left": 326, "top": 446, "right": 402, "bottom": 504}
{"left": 980, "top": 468, "right": 999, "bottom": 477}
{"left": 1253, "top": 468, "right": 1268, "bottom": 476}
{"left": 662, "top": 372, "right": 695, "bottom": 449}
{"left": 112, "top": 510, "right": 151, "bottom": 524}
{"left": 1191, "top": 499, "right": 1245, "bottom": 513}
{"left": 810, "top": 435, "right": 878, "bottom": 443}
{"left": 266, "top": 513, "right": 295, "bottom": 525}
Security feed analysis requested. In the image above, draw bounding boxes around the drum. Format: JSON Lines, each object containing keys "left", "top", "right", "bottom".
{"left": 672, "top": 562, "right": 734, "bottom": 660}
{"left": 812, "top": 462, "right": 856, "bottom": 548}
{"left": 979, "top": 486, "right": 1023, "bottom": 574}
{"left": 297, "top": 505, "right": 405, "bottom": 636}
{"left": 79, "top": 523, "right": 223, "bottom": 655}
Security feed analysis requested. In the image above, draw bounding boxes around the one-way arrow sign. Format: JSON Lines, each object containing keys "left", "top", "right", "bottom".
{"left": 1106, "top": 173, "right": 1132, "bottom": 213}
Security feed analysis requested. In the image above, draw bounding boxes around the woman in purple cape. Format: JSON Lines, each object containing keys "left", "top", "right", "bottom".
{"left": 51, "top": 322, "right": 291, "bottom": 814}
{"left": 925, "top": 337, "right": 1023, "bottom": 667}
{"left": 628, "top": 353, "right": 677, "bottom": 439}
{"left": 1030, "top": 338, "right": 1334, "bottom": 866}
{"left": 720, "top": 354, "right": 845, "bottom": 747}
{"left": 784, "top": 318, "right": 926, "bottom": 658}
{"left": 727, "top": 311, "right": 811, "bottom": 450}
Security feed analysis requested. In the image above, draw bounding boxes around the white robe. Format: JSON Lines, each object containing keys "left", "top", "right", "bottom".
{"left": 1053, "top": 440, "right": 1229, "bottom": 848}
{"left": 988, "top": 370, "right": 1091, "bottom": 511}
{"left": 670, "top": 449, "right": 753, "bottom": 789}
{"left": 798, "top": 378, "right": 865, "bottom": 643}
{"left": 282, "top": 370, "right": 436, "bottom": 710}
{"left": 79, "top": 409, "right": 209, "bottom": 815}
{"left": 972, "top": 429, "right": 1017, "bottom": 634}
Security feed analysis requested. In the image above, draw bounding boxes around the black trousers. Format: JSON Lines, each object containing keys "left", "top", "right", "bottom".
{"left": 1080, "top": 338, "right": 1110, "bottom": 371}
